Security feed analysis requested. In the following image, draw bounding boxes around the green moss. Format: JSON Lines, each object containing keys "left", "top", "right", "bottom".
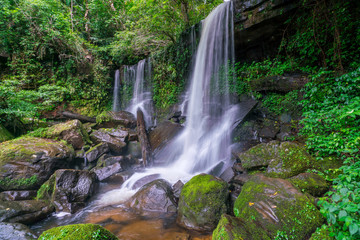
{"left": 309, "top": 225, "right": 335, "bottom": 240}
{"left": 38, "top": 224, "right": 119, "bottom": 240}
{"left": 0, "top": 175, "right": 38, "bottom": 189}
{"left": 96, "top": 111, "right": 112, "bottom": 124}
{"left": 0, "top": 124, "right": 14, "bottom": 143}
{"left": 233, "top": 175, "right": 324, "bottom": 239}
{"left": 238, "top": 141, "right": 279, "bottom": 170}
{"left": 36, "top": 174, "right": 56, "bottom": 202}
{"left": 289, "top": 173, "right": 329, "bottom": 197}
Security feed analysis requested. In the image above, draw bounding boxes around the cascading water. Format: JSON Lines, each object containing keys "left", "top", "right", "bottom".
{"left": 112, "top": 70, "right": 120, "bottom": 112}
{"left": 99, "top": 1, "right": 238, "bottom": 205}
{"left": 126, "top": 58, "right": 154, "bottom": 128}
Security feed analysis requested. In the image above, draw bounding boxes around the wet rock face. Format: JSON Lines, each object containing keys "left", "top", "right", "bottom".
{"left": 0, "top": 137, "right": 74, "bottom": 191}
{"left": 232, "top": 174, "right": 323, "bottom": 239}
{"left": 0, "top": 200, "right": 54, "bottom": 224}
{"left": 177, "top": 174, "right": 229, "bottom": 231}
{"left": 233, "top": 0, "right": 299, "bottom": 61}
{"left": 85, "top": 143, "right": 110, "bottom": 163}
{"left": 90, "top": 156, "right": 135, "bottom": 182}
{"left": 128, "top": 179, "right": 177, "bottom": 213}
{"left": 90, "top": 129, "right": 127, "bottom": 154}
{"left": 37, "top": 169, "right": 98, "bottom": 213}
{"left": 0, "top": 190, "right": 37, "bottom": 201}
{"left": 96, "top": 111, "right": 137, "bottom": 129}
{"left": 0, "top": 222, "right": 38, "bottom": 240}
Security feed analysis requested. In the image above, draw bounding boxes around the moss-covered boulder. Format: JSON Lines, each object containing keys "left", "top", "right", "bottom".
{"left": 233, "top": 174, "right": 324, "bottom": 239}
{"left": 0, "top": 200, "right": 54, "bottom": 224}
{"left": 96, "top": 111, "right": 136, "bottom": 129}
{"left": 0, "top": 137, "right": 74, "bottom": 190}
{"left": 289, "top": 173, "right": 329, "bottom": 197}
{"left": 237, "top": 141, "right": 314, "bottom": 178}
{"left": 212, "top": 214, "right": 270, "bottom": 240}
{"left": 29, "top": 120, "right": 90, "bottom": 150}
{"left": 38, "top": 224, "right": 118, "bottom": 240}
{"left": 37, "top": 169, "right": 98, "bottom": 213}
{"left": 128, "top": 179, "right": 177, "bottom": 213}
{"left": 177, "top": 174, "right": 229, "bottom": 231}
{"left": 0, "top": 124, "right": 13, "bottom": 143}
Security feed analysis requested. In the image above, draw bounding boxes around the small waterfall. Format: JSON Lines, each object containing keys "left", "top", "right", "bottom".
{"left": 126, "top": 58, "right": 154, "bottom": 128}
{"left": 100, "top": 1, "right": 237, "bottom": 205}
{"left": 112, "top": 70, "right": 120, "bottom": 112}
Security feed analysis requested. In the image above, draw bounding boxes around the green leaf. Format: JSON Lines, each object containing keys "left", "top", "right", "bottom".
{"left": 349, "top": 223, "right": 359, "bottom": 235}
{"left": 338, "top": 210, "right": 347, "bottom": 220}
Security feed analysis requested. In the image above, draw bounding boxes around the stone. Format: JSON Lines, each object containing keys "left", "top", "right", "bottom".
{"left": 38, "top": 224, "right": 118, "bottom": 240}
{"left": 250, "top": 74, "right": 308, "bottom": 93}
{"left": 149, "top": 120, "right": 183, "bottom": 153}
{"left": 233, "top": 174, "right": 323, "bottom": 239}
{"left": 0, "top": 137, "right": 74, "bottom": 191}
{"left": 177, "top": 174, "right": 229, "bottom": 231}
{"left": 96, "top": 111, "right": 136, "bottom": 129}
{"left": 0, "top": 124, "right": 13, "bottom": 143}
{"left": 91, "top": 162, "right": 122, "bottom": 181}
{"left": 128, "top": 179, "right": 177, "bottom": 213}
{"left": 289, "top": 173, "right": 329, "bottom": 197}
{"left": 212, "top": 214, "right": 270, "bottom": 240}
{"left": 90, "top": 129, "right": 127, "bottom": 154}
{"left": 0, "top": 200, "right": 54, "bottom": 224}
{"left": 37, "top": 169, "right": 98, "bottom": 213}
{"left": 220, "top": 167, "right": 235, "bottom": 182}
{"left": 0, "top": 222, "right": 38, "bottom": 240}
{"left": 127, "top": 141, "right": 142, "bottom": 158}
{"left": 172, "top": 180, "right": 184, "bottom": 199}
{"left": 85, "top": 143, "right": 110, "bottom": 163}
{"left": 0, "top": 190, "right": 37, "bottom": 201}
{"left": 28, "top": 120, "right": 90, "bottom": 150}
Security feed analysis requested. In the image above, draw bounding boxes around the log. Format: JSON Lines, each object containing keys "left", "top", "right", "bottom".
{"left": 136, "top": 109, "right": 153, "bottom": 167}
{"left": 61, "top": 111, "right": 96, "bottom": 123}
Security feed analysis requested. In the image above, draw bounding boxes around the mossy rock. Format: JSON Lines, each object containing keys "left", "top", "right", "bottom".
{"left": 96, "top": 111, "right": 136, "bottom": 129}
{"left": 265, "top": 141, "right": 313, "bottom": 178}
{"left": 212, "top": 214, "right": 270, "bottom": 240}
{"left": 28, "top": 120, "right": 91, "bottom": 150}
{"left": 0, "top": 124, "right": 14, "bottom": 143}
{"left": 309, "top": 225, "right": 335, "bottom": 240}
{"left": 289, "top": 173, "right": 329, "bottom": 197}
{"left": 177, "top": 174, "right": 229, "bottom": 231}
{"left": 233, "top": 174, "right": 324, "bottom": 239}
{"left": 38, "top": 224, "right": 118, "bottom": 240}
{"left": 312, "top": 156, "right": 343, "bottom": 180}
{"left": 0, "top": 137, "right": 74, "bottom": 190}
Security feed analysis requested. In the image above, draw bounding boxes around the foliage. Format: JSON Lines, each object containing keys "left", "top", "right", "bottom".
{"left": 262, "top": 91, "right": 301, "bottom": 116}
{"left": 300, "top": 68, "right": 360, "bottom": 239}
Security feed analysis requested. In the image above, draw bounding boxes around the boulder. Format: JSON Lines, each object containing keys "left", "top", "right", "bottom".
{"left": 0, "top": 222, "right": 38, "bottom": 240}
{"left": 250, "top": 74, "right": 308, "bottom": 93}
{"left": 289, "top": 173, "right": 329, "bottom": 197}
{"left": 0, "top": 137, "right": 74, "bottom": 191}
{"left": 38, "top": 224, "right": 118, "bottom": 240}
{"left": 37, "top": 169, "right": 98, "bottom": 213}
{"left": 237, "top": 141, "right": 313, "bottom": 178}
{"left": 212, "top": 214, "right": 270, "bottom": 240}
{"left": 128, "top": 179, "right": 177, "bottom": 213}
{"left": 90, "top": 129, "right": 127, "bottom": 154}
{"left": 233, "top": 174, "right": 323, "bottom": 239}
{"left": 0, "top": 124, "right": 13, "bottom": 143}
{"left": 0, "top": 190, "right": 37, "bottom": 201}
{"left": 149, "top": 120, "right": 183, "bottom": 153}
{"left": 0, "top": 200, "right": 54, "bottom": 224}
{"left": 85, "top": 143, "right": 110, "bottom": 163}
{"left": 177, "top": 174, "right": 229, "bottom": 231}
{"left": 127, "top": 141, "right": 142, "bottom": 158}
{"left": 96, "top": 111, "right": 136, "bottom": 129}
{"left": 29, "top": 120, "right": 90, "bottom": 150}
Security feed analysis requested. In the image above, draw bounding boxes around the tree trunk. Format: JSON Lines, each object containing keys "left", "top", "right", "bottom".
{"left": 61, "top": 111, "right": 96, "bottom": 123}
{"left": 136, "top": 109, "right": 153, "bottom": 167}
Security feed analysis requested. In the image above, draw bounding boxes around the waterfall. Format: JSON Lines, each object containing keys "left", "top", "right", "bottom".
{"left": 112, "top": 70, "right": 120, "bottom": 112}
{"left": 113, "top": 58, "right": 154, "bottom": 127}
{"left": 100, "top": 1, "right": 237, "bottom": 205}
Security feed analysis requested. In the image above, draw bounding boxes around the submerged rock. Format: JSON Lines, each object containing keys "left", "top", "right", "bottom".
{"left": 233, "top": 174, "right": 323, "bottom": 239}
{"left": 38, "top": 224, "right": 118, "bottom": 240}
{"left": 37, "top": 169, "right": 98, "bottom": 213}
{"left": 96, "top": 111, "right": 136, "bottom": 129}
{"left": 28, "top": 120, "right": 91, "bottom": 150}
{"left": 0, "top": 222, "right": 38, "bottom": 240}
{"left": 128, "top": 179, "right": 177, "bottom": 213}
{"left": 0, "top": 137, "right": 74, "bottom": 191}
{"left": 0, "top": 200, "right": 54, "bottom": 224}
{"left": 177, "top": 174, "right": 229, "bottom": 231}
{"left": 289, "top": 173, "right": 329, "bottom": 197}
